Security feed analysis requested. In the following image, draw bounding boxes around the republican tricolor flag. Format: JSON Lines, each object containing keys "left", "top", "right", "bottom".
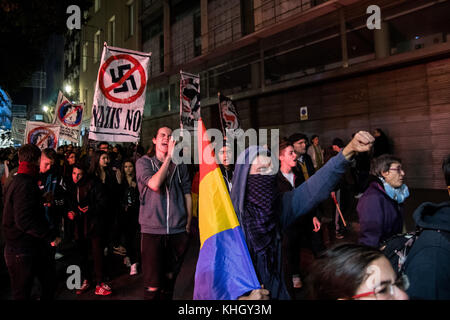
{"left": 193, "top": 118, "right": 260, "bottom": 300}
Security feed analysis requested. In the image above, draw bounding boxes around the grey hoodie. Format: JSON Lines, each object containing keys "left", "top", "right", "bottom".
{"left": 136, "top": 155, "right": 191, "bottom": 235}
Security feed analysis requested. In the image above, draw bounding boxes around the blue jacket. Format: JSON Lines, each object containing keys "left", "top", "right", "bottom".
{"left": 404, "top": 201, "right": 450, "bottom": 300}
{"left": 231, "top": 146, "right": 350, "bottom": 299}
{"left": 356, "top": 177, "right": 404, "bottom": 247}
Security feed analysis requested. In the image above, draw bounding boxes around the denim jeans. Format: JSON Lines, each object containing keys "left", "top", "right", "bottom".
{"left": 4, "top": 246, "right": 56, "bottom": 300}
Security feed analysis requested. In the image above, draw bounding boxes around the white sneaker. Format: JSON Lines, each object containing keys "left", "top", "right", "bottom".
{"left": 130, "top": 263, "right": 138, "bottom": 276}
{"left": 55, "top": 252, "right": 64, "bottom": 260}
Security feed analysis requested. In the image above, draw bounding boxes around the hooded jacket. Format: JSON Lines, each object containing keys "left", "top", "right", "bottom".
{"left": 356, "top": 176, "right": 404, "bottom": 247}
{"left": 404, "top": 201, "right": 450, "bottom": 300}
{"left": 230, "top": 146, "right": 350, "bottom": 299}
{"left": 136, "top": 155, "right": 191, "bottom": 235}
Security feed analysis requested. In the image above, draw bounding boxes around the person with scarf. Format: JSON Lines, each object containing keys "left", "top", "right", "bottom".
{"left": 357, "top": 154, "right": 409, "bottom": 248}
{"left": 230, "top": 131, "right": 374, "bottom": 300}
{"left": 2, "top": 144, "right": 60, "bottom": 300}
{"left": 307, "top": 134, "right": 324, "bottom": 170}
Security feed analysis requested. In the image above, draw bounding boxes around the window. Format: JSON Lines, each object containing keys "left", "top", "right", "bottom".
{"left": 128, "top": 1, "right": 135, "bottom": 37}
{"left": 94, "top": 30, "right": 101, "bottom": 63}
{"left": 82, "top": 42, "right": 88, "bottom": 72}
{"left": 95, "top": 0, "right": 101, "bottom": 13}
{"left": 84, "top": 88, "right": 88, "bottom": 105}
{"left": 108, "top": 16, "right": 116, "bottom": 46}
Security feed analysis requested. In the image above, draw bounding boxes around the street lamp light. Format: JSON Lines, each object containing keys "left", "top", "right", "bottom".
{"left": 43, "top": 105, "right": 49, "bottom": 113}
{"left": 64, "top": 84, "right": 73, "bottom": 94}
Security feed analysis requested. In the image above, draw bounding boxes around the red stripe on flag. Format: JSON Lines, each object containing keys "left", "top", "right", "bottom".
{"left": 198, "top": 118, "right": 219, "bottom": 183}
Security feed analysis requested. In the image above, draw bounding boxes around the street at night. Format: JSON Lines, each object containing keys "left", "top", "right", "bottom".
{"left": 1, "top": 1, "right": 450, "bottom": 317}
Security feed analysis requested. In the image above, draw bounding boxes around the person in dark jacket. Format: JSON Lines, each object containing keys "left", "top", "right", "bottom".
{"left": 372, "top": 128, "right": 391, "bottom": 158}
{"left": 230, "top": 131, "right": 374, "bottom": 300}
{"left": 37, "top": 148, "right": 66, "bottom": 259}
{"left": 115, "top": 159, "right": 141, "bottom": 276}
{"left": 67, "top": 162, "right": 111, "bottom": 295}
{"left": 404, "top": 155, "right": 450, "bottom": 300}
{"left": 278, "top": 137, "right": 323, "bottom": 295}
{"left": 88, "top": 150, "right": 122, "bottom": 253}
{"left": 357, "top": 154, "right": 409, "bottom": 248}
{"left": 2, "top": 144, "right": 60, "bottom": 300}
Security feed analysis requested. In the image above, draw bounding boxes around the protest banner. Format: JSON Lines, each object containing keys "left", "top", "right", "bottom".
{"left": 89, "top": 44, "right": 151, "bottom": 143}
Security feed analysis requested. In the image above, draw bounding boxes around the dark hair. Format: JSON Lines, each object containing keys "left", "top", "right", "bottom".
{"left": 88, "top": 150, "right": 109, "bottom": 176}
{"left": 73, "top": 161, "right": 87, "bottom": 172}
{"left": 311, "top": 134, "right": 319, "bottom": 141}
{"left": 42, "top": 148, "right": 57, "bottom": 162}
{"left": 443, "top": 155, "right": 450, "bottom": 186}
{"left": 121, "top": 159, "right": 136, "bottom": 186}
{"left": 279, "top": 137, "right": 293, "bottom": 155}
{"left": 18, "top": 144, "right": 41, "bottom": 163}
{"left": 97, "top": 141, "right": 109, "bottom": 149}
{"left": 332, "top": 138, "right": 345, "bottom": 149}
{"left": 146, "top": 126, "right": 172, "bottom": 157}
{"left": 305, "top": 243, "right": 384, "bottom": 300}
{"left": 370, "top": 154, "right": 402, "bottom": 177}
{"left": 288, "top": 133, "right": 308, "bottom": 144}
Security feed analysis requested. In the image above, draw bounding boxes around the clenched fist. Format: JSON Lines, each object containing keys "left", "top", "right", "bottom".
{"left": 342, "top": 131, "right": 374, "bottom": 160}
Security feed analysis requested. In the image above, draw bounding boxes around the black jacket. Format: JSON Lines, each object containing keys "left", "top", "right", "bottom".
{"left": 404, "top": 201, "right": 450, "bottom": 300}
{"left": 66, "top": 176, "right": 108, "bottom": 239}
{"left": 2, "top": 173, "right": 57, "bottom": 252}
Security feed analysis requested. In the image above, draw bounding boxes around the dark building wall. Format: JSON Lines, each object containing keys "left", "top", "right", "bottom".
{"left": 141, "top": 56, "right": 450, "bottom": 191}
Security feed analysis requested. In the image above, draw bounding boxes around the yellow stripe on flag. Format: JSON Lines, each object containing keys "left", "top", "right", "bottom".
{"left": 199, "top": 167, "right": 239, "bottom": 248}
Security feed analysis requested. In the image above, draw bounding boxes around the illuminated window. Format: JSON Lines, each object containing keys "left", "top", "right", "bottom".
{"left": 94, "top": 30, "right": 101, "bottom": 63}
{"left": 95, "top": 0, "right": 101, "bottom": 13}
{"left": 128, "top": 1, "right": 135, "bottom": 37}
{"left": 82, "top": 42, "right": 88, "bottom": 72}
{"left": 108, "top": 16, "right": 116, "bottom": 46}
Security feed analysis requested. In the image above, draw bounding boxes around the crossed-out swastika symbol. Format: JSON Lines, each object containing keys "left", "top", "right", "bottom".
{"left": 99, "top": 54, "right": 147, "bottom": 104}
{"left": 110, "top": 64, "right": 137, "bottom": 93}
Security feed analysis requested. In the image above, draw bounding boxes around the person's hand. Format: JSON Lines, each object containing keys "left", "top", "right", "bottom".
{"left": 113, "top": 246, "right": 127, "bottom": 256}
{"left": 238, "top": 286, "right": 270, "bottom": 300}
{"left": 342, "top": 131, "right": 374, "bottom": 160}
{"left": 51, "top": 237, "right": 62, "bottom": 247}
{"left": 116, "top": 169, "right": 122, "bottom": 184}
{"left": 68, "top": 211, "right": 76, "bottom": 220}
{"left": 78, "top": 205, "right": 88, "bottom": 213}
{"left": 312, "top": 217, "right": 321, "bottom": 232}
{"left": 186, "top": 222, "right": 191, "bottom": 234}
{"left": 167, "top": 138, "right": 176, "bottom": 160}
{"left": 42, "top": 192, "right": 54, "bottom": 206}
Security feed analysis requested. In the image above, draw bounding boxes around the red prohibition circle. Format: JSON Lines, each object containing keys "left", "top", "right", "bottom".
{"left": 28, "top": 127, "right": 57, "bottom": 148}
{"left": 99, "top": 54, "right": 147, "bottom": 104}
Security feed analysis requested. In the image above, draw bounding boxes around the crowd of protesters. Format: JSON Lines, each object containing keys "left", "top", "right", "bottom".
{"left": 1, "top": 126, "right": 449, "bottom": 301}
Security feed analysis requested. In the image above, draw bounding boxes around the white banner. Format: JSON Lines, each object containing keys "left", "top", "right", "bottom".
{"left": 11, "top": 117, "right": 27, "bottom": 143}
{"left": 24, "top": 121, "right": 60, "bottom": 150}
{"left": 89, "top": 44, "right": 151, "bottom": 143}
{"left": 54, "top": 91, "right": 84, "bottom": 143}
{"left": 180, "top": 71, "right": 201, "bottom": 131}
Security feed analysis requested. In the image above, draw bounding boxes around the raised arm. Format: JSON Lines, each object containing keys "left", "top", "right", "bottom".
{"left": 280, "top": 131, "right": 374, "bottom": 230}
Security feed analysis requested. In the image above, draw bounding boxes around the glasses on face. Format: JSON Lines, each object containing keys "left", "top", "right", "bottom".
{"left": 352, "top": 274, "right": 409, "bottom": 300}
{"left": 389, "top": 166, "right": 404, "bottom": 174}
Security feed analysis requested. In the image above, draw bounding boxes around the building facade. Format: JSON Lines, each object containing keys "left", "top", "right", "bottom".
{"left": 79, "top": 0, "right": 141, "bottom": 139}
{"left": 138, "top": 0, "right": 450, "bottom": 194}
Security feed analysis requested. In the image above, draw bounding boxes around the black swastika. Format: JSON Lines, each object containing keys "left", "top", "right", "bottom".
{"left": 110, "top": 64, "right": 138, "bottom": 93}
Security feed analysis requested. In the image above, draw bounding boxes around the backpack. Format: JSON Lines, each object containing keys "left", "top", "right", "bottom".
{"left": 379, "top": 228, "right": 423, "bottom": 276}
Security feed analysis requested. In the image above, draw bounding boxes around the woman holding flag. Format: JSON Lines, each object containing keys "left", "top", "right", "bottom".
{"left": 194, "top": 118, "right": 374, "bottom": 300}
